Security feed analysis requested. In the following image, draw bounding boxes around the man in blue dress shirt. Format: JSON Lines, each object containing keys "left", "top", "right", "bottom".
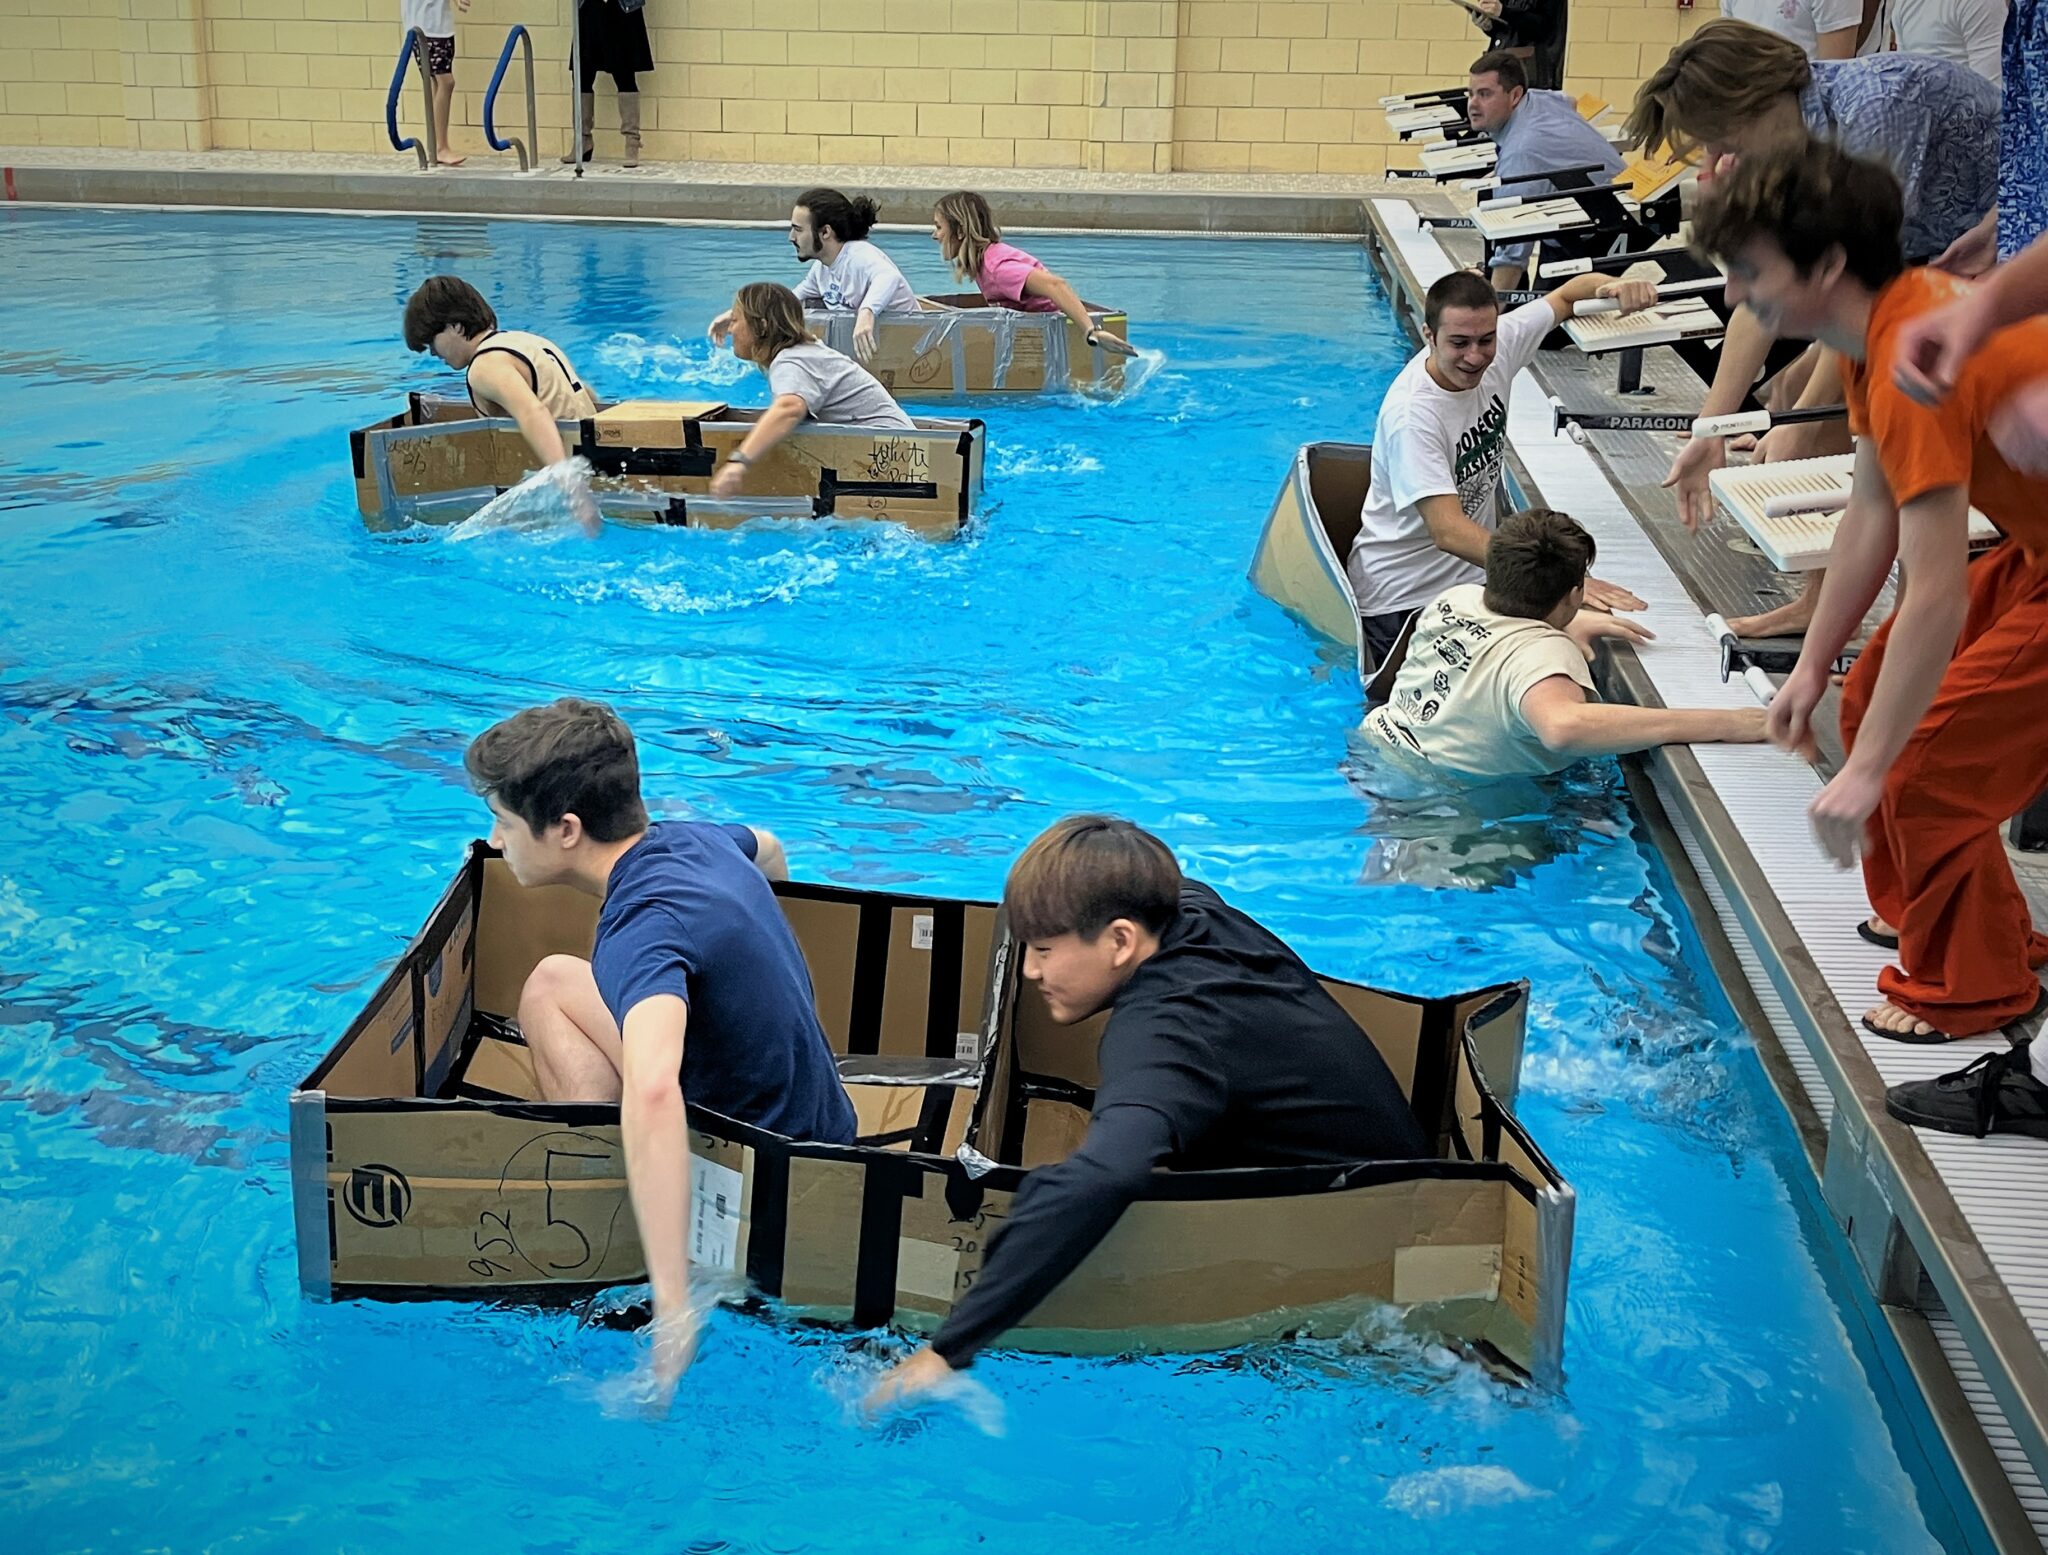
{"left": 1464, "top": 50, "right": 1626, "bottom": 290}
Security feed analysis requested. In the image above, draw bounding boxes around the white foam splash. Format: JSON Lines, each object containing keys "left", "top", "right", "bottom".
{"left": 990, "top": 443, "right": 1104, "bottom": 478}
{"left": 1382, "top": 1465, "right": 1548, "bottom": 1516}
{"left": 444, "top": 457, "right": 597, "bottom": 542}
{"left": 595, "top": 332, "right": 756, "bottom": 390}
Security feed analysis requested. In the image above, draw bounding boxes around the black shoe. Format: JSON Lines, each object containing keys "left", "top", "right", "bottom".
{"left": 1885, "top": 1041, "right": 2048, "bottom": 1140}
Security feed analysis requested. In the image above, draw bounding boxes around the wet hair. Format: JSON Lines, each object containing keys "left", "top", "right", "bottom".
{"left": 1624, "top": 19, "right": 1810, "bottom": 160}
{"left": 1003, "top": 815, "right": 1183, "bottom": 943}
{"left": 1484, "top": 508, "right": 1597, "bottom": 619}
{"left": 933, "top": 190, "right": 1005, "bottom": 286}
{"left": 796, "top": 187, "right": 880, "bottom": 245}
{"left": 732, "top": 281, "right": 814, "bottom": 365}
{"left": 464, "top": 698, "right": 649, "bottom": 842}
{"left": 403, "top": 275, "right": 497, "bottom": 352}
{"left": 1424, "top": 269, "right": 1499, "bottom": 336}
{"left": 1690, "top": 137, "right": 1906, "bottom": 291}
{"left": 1469, "top": 50, "right": 1528, "bottom": 94}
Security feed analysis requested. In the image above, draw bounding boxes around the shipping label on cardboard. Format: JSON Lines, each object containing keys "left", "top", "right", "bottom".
{"left": 690, "top": 1153, "right": 744, "bottom": 1270}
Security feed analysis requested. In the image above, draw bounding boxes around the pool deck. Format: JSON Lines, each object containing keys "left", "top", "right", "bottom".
{"left": 0, "top": 144, "right": 1397, "bottom": 235}
{"left": 1363, "top": 193, "right": 2048, "bottom": 1555}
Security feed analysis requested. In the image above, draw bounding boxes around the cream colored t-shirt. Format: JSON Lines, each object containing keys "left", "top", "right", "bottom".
{"left": 1364, "top": 584, "right": 1594, "bottom": 780}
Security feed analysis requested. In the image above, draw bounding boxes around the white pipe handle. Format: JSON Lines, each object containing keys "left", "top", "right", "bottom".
{"left": 1691, "top": 410, "right": 1772, "bottom": 439}
{"left": 1742, "top": 665, "right": 1776, "bottom": 705}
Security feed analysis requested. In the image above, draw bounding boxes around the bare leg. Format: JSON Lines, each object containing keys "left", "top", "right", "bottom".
{"left": 518, "top": 954, "right": 624, "bottom": 1100}
{"left": 1728, "top": 573, "right": 1820, "bottom": 638}
{"left": 432, "top": 73, "right": 465, "bottom": 166}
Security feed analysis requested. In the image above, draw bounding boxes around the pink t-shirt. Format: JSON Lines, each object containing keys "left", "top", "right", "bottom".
{"left": 976, "top": 241, "right": 1060, "bottom": 313}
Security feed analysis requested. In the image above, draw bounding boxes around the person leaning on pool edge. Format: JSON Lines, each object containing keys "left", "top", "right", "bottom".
{"left": 864, "top": 815, "right": 1429, "bottom": 1412}
{"left": 464, "top": 698, "right": 856, "bottom": 1402}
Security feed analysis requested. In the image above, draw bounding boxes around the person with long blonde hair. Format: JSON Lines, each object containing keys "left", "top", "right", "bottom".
{"left": 929, "top": 192, "right": 1138, "bottom": 358}
{"left": 708, "top": 281, "right": 912, "bottom": 497}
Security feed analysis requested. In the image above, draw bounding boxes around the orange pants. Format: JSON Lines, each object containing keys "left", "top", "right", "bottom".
{"left": 1839, "top": 543, "right": 2048, "bottom": 1036}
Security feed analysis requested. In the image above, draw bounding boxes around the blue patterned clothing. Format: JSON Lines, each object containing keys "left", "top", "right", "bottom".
{"left": 1799, "top": 55, "right": 2000, "bottom": 260}
{"left": 2003, "top": 0, "right": 2048, "bottom": 256}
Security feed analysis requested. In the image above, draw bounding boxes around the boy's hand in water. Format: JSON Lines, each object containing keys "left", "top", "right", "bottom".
{"left": 598, "top": 1305, "right": 701, "bottom": 1420}
{"left": 862, "top": 1346, "right": 957, "bottom": 1417}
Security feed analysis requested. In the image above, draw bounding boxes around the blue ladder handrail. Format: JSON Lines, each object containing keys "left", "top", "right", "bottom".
{"left": 482, "top": 25, "right": 537, "bottom": 170}
{"left": 386, "top": 29, "right": 430, "bottom": 169}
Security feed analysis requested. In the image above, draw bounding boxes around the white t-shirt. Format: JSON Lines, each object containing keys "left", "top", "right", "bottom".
{"left": 792, "top": 241, "right": 922, "bottom": 317}
{"left": 1874, "top": 0, "right": 2006, "bottom": 80}
{"left": 764, "top": 341, "right": 916, "bottom": 428}
{"left": 1364, "top": 584, "right": 1595, "bottom": 780}
{"left": 1720, "top": 0, "right": 1863, "bottom": 57}
{"left": 1346, "top": 297, "right": 1553, "bottom": 620}
{"left": 401, "top": 0, "right": 456, "bottom": 39}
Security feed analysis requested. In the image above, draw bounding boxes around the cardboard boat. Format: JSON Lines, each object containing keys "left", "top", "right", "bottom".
{"left": 1248, "top": 441, "right": 1374, "bottom": 681}
{"left": 350, "top": 394, "right": 985, "bottom": 536}
{"left": 290, "top": 840, "right": 1574, "bottom": 1379}
{"left": 804, "top": 296, "right": 1130, "bottom": 397}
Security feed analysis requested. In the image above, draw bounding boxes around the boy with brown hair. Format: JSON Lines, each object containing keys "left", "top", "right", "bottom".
{"left": 465, "top": 698, "right": 855, "bottom": 1401}
{"left": 864, "top": 815, "right": 1428, "bottom": 1412}
{"left": 1689, "top": 139, "right": 2048, "bottom": 1062}
{"left": 1365, "top": 508, "right": 1767, "bottom": 781}
{"left": 402, "top": 276, "right": 598, "bottom": 469}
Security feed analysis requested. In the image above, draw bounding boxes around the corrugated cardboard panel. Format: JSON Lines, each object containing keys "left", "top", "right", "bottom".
{"left": 781, "top": 895, "right": 859, "bottom": 1050}
{"left": 957, "top": 905, "right": 999, "bottom": 1052}
{"left": 418, "top": 894, "right": 476, "bottom": 1095}
{"left": 777, "top": 1155, "right": 866, "bottom": 1310}
{"left": 1020, "top": 1097, "right": 1091, "bottom": 1167}
{"left": 939, "top": 1088, "right": 975, "bottom": 1157}
{"left": 325, "top": 1105, "right": 639, "bottom": 1289}
{"left": 1456, "top": 984, "right": 1526, "bottom": 1105}
{"left": 475, "top": 860, "right": 599, "bottom": 1019}
{"left": 590, "top": 401, "right": 729, "bottom": 443}
{"left": 1322, "top": 982, "right": 1425, "bottom": 1098}
{"left": 877, "top": 905, "right": 937, "bottom": 1057}
{"left": 849, "top": 1082, "right": 927, "bottom": 1146}
{"left": 321, "top": 972, "right": 417, "bottom": 1100}
{"left": 381, "top": 424, "right": 529, "bottom": 498}
{"left": 462, "top": 1033, "right": 540, "bottom": 1100}
{"left": 1024, "top": 1176, "right": 1504, "bottom": 1331}
{"left": 1499, "top": 1182, "right": 1541, "bottom": 1330}
{"left": 896, "top": 1178, "right": 969, "bottom": 1317}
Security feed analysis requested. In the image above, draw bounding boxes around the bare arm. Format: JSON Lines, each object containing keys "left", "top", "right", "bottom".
{"left": 1815, "top": 25, "right": 1857, "bottom": 57}
{"left": 619, "top": 994, "right": 695, "bottom": 1386}
{"left": 1543, "top": 272, "right": 1657, "bottom": 326}
{"left": 1491, "top": 260, "right": 1529, "bottom": 291}
{"left": 469, "top": 355, "right": 569, "bottom": 466}
{"left": 1020, "top": 265, "right": 1137, "bottom": 356}
{"left": 1766, "top": 440, "right": 1902, "bottom": 757}
{"left": 746, "top": 826, "right": 789, "bottom": 881}
{"left": 1418, "top": 492, "right": 1494, "bottom": 568}
{"left": 1758, "top": 347, "right": 1846, "bottom": 461}
{"left": 1520, "top": 676, "right": 1767, "bottom": 758}
{"left": 1665, "top": 307, "right": 1779, "bottom": 529}
{"left": 710, "top": 393, "right": 809, "bottom": 495}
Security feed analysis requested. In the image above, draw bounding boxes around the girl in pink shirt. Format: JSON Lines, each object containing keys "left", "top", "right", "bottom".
{"left": 929, "top": 191, "right": 1138, "bottom": 358}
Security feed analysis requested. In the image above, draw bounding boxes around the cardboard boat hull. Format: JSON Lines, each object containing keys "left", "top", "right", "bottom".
{"left": 1249, "top": 441, "right": 1371, "bottom": 680}
{"left": 349, "top": 395, "right": 985, "bottom": 536}
{"left": 290, "top": 842, "right": 1572, "bottom": 1379}
{"left": 806, "top": 296, "right": 1130, "bottom": 397}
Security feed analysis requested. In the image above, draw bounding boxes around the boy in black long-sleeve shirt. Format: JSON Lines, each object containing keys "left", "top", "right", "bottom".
{"left": 864, "top": 815, "right": 1428, "bottom": 1412}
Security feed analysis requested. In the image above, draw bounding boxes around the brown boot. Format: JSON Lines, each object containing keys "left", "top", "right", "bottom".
{"left": 618, "top": 91, "right": 641, "bottom": 167}
{"left": 560, "top": 92, "right": 595, "bottom": 163}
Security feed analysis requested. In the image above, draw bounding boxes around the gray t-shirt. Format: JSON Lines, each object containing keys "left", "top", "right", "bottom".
{"left": 764, "top": 341, "right": 915, "bottom": 429}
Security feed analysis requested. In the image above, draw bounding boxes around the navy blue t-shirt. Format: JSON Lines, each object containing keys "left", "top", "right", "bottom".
{"left": 591, "top": 821, "right": 856, "bottom": 1144}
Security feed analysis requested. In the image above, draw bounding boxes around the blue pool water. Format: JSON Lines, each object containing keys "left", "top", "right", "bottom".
{"left": 0, "top": 206, "right": 1957, "bottom": 1552}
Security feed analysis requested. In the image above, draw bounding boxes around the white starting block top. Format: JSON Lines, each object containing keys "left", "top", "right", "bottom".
{"left": 1563, "top": 295, "right": 1724, "bottom": 355}
{"left": 1386, "top": 103, "right": 1462, "bottom": 136}
{"left": 1709, "top": 453, "right": 2000, "bottom": 571}
{"left": 1421, "top": 140, "right": 1496, "bottom": 176}
{"left": 1473, "top": 195, "right": 1598, "bottom": 240}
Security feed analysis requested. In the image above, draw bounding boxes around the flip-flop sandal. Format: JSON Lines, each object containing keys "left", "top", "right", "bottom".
{"left": 1857, "top": 920, "right": 1900, "bottom": 950}
{"left": 1861, "top": 986, "right": 2048, "bottom": 1046}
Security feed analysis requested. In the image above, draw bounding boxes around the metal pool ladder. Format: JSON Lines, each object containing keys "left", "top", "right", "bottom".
{"left": 483, "top": 26, "right": 539, "bottom": 172}
{"left": 385, "top": 28, "right": 438, "bottom": 170}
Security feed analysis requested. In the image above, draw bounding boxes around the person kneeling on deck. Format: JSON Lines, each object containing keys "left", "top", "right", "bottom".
{"left": 1365, "top": 508, "right": 1768, "bottom": 781}
{"left": 1463, "top": 49, "right": 1624, "bottom": 292}
{"left": 707, "top": 188, "right": 922, "bottom": 365}
{"left": 709, "top": 282, "right": 915, "bottom": 499}
{"left": 466, "top": 698, "right": 856, "bottom": 1396}
{"left": 864, "top": 815, "right": 1429, "bottom": 1412}
{"left": 1687, "top": 142, "right": 2048, "bottom": 1068}
{"left": 1347, "top": 268, "right": 1653, "bottom": 675}
{"left": 403, "top": 276, "right": 598, "bottom": 470}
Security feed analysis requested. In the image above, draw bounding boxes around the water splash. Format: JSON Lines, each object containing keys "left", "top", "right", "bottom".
{"left": 596, "top": 331, "right": 757, "bottom": 392}
{"left": 444, "top": 457, "right": 597, "bottom": 541}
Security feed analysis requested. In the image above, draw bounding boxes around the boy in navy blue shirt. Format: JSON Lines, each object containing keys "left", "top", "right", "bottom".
{"left": 465, "top": 698, "right": 854, "bottom": 1400}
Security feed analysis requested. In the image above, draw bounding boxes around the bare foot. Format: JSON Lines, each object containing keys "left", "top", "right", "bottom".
{"left": 1866, "top": 916, "right": 1897, "bottom": 939}
{"left": 435, "top": 152, "right": 467, "bottom": 167}
{"left": 1727, "top": 595, "right": 1815, "bottom": 639}
{"left": 1863, "top": 1000, "right": 1946, "bottom": 1040}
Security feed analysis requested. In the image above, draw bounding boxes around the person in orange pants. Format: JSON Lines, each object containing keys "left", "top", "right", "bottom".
{"left": 1691, "top": 138, "right": 2048, "bottom": 1047}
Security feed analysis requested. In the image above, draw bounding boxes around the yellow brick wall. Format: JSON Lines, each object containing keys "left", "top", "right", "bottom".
{"left": 0, "top": 0, "right": 1709, "bottom": 172}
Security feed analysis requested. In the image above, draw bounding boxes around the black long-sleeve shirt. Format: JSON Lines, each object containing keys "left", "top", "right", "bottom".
{"left": 931, "top": 882, "right": 1430, "bottom": 1366}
